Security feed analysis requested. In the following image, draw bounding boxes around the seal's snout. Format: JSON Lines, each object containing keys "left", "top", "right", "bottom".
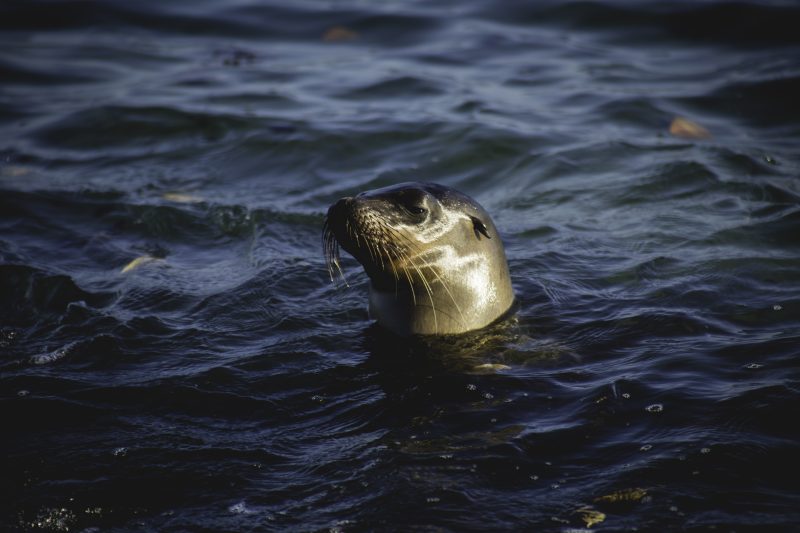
{"left": 325, "top": 197, "right": 354, "bottom": 243}
{"left": 327, "top": 197, "right": 352, "bottom": 220}
{"left": 323, "top": 197, "right": 354, "bottom": 285}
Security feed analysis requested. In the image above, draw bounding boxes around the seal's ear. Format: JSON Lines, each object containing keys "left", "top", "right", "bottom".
{"left": 471, "top": 216, "right": 491, "bottom": 240}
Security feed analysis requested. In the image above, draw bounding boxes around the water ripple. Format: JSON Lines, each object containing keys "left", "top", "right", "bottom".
{"left": 2, "top": 0, "right": 799, "bottom": 530}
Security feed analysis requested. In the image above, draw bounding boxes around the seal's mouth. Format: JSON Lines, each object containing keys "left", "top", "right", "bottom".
{"left": 323, "top": 196, "right": 419, "bottom": 289}
{"left": 324, "top": 196, "right": 392, "bottom": 284}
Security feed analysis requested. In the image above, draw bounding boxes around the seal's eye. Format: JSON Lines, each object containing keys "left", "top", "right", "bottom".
{"left": 393, "top": 189, "right": 428, "bottom": 219}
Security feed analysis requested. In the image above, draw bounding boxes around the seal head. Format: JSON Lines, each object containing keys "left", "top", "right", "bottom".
{"left": 324, "top": 182, "right": 514, "bottom": 336}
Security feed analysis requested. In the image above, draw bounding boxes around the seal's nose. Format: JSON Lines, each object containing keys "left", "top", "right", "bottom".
{"left": 326, "top": 197, "right": 355, "bottom": 244}
{"left": 327, "top": 197, "right": 353, "bottom": 219}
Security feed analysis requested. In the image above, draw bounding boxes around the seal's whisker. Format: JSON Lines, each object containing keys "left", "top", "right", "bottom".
{"left": 322, "top": 219, "right": 334, "bottom": 278}
{"left": 391, "top": 231, "right": 454, "bottom": 297}
{"left": 322, "top": 219, "right": 348, "bottom": 287}
{"left": 405, "top": 249, "right": 465, "bottom": 326}
{"left": 367, "top": 238, "right": 380, "bottom": 267}
{"left": 401, "top": 251, "right": 438, "bottom": 333}
{"left": 402, "top": 261, "right": 418, "bottom": 306}
{"left": 385, "top": 228, "right": 429, "bottom": 308}
{"left": 362, "top": 235, "right": 381, "bottom": 269}
{"left": 331, "top": 251, "right": 347, "bottom": 287}
{"left": 375, "top": 241, "right": 385, "bottom": 271}
{"left": 389, "top": 228, "right": 467, "bottom": 330}
{"left": 394, "top": 248, "right": 418, "bottom": 305}
{"left": 383, "top": 244, "right": 403, "bottom": 296}
{"left": 380, "top": 242, "right": 395, "bottom": 281}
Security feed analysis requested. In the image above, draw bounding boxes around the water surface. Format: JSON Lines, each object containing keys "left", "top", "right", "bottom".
{"left": 2, "top": 0, "right": 799, "bottom": 530}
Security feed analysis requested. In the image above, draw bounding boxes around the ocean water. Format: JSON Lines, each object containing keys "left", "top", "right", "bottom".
{"left": 2, "top": 0, "right": 799, "bottom": 530}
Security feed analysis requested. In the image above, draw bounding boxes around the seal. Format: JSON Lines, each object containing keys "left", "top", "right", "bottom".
{"left": 323, "top": 182, "right": 514, "bottom": 336}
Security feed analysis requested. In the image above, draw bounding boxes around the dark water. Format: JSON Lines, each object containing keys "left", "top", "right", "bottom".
{"left": 2, "top": 0, "right": 800, "bottom": 530}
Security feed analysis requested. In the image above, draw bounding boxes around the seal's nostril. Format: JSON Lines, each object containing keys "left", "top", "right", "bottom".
{"left": 327, "top": 197, "right": 351, "bottom": 219}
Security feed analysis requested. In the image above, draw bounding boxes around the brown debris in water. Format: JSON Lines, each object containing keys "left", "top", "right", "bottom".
{"left": 594, "top": 487, "right": 648, "bottom": 504}
{"left": 323, "top": 26, "right": 358, "bottom": 42}
{"left": 1, "top": 165, "right": 31, "bottom": 177}
{"left": 574, "top": 506, "right": 606, "bottom": 528}
{"left": 162, "top": 192, "right": 203, "bottom": 204}
{"left": 121, "top": 255, "right": 161, "bottom": 274}
{"left": 669, "top": 117, "right": 711, "bottom": 139}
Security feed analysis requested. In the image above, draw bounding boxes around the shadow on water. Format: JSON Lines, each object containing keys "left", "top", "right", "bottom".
{"left": 363, "top": 320, "right": 516, "bottom": 376}
{"left": 359, "top": 292, "right": 568, "bottom": 377}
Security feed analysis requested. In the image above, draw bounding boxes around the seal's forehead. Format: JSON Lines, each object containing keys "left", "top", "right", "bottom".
{"left": 361, "top": 181, "right": 483, "bottom": 213}
{"left": 362, "top": 181, "right": 432, "bottom": 196}
{"left": 364, "top": 182, "right": 456, "bottom": 201}
{"left": 420, "top": 183, "right": 480, "bottom": 211}
{"left": 360, "top": 181, "right": 426, "bottom": 203}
